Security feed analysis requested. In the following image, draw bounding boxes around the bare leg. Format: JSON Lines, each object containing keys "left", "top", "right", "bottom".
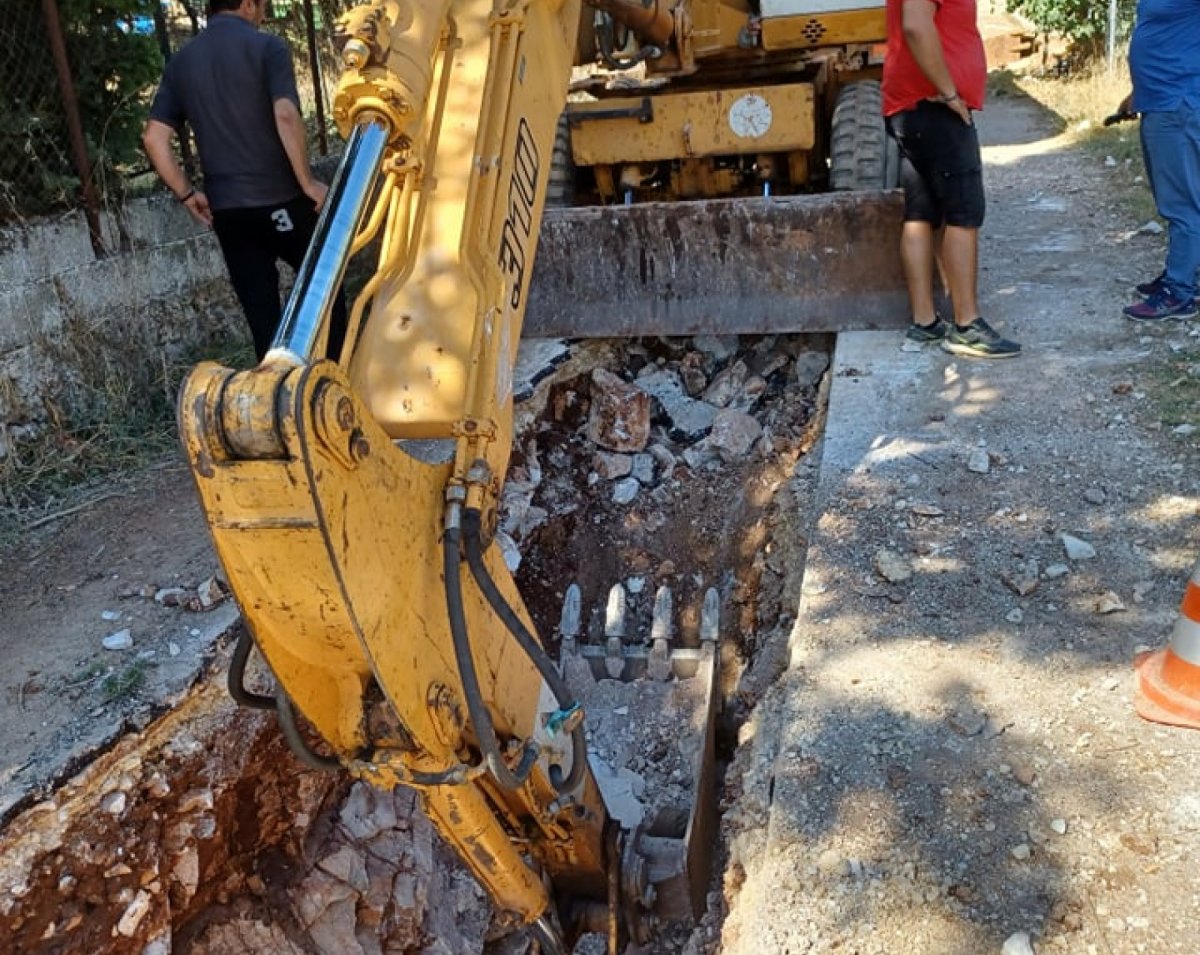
{"left": 940, "top": 224, "right": 981, "bottom": 327}
{"left": 900, "top": 220, "right": 938, "bottom": 326}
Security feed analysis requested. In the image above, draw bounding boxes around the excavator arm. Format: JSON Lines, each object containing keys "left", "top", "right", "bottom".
{"left": 178, "top": 0, "right": 694, "bottom": 950}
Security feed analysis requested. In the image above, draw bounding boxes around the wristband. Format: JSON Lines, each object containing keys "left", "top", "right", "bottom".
{"left": 936, "top": 91, "right": 960, "bottom": 104}
{"left": 179, "top": 188, "right": 196, "bottom": 203}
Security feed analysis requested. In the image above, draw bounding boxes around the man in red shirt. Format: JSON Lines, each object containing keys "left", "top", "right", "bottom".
{"left": 882, "top": 0, "right": 1021, "bottom": 358}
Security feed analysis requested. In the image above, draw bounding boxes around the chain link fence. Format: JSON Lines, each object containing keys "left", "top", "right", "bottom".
{"left": 0, "top": 0, "right": 79, "bottom": 225}
{"left": 0, "top": 0, "right": 354, "bottom": 244}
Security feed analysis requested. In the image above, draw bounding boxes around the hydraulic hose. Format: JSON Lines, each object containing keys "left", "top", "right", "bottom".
{"left": 276, "top": 691, "right": 342, "bottom": 772}
{"left": 444, "top": 517, "right": 540, "bottom": 790}
{"left": 228, "top": 625, "right": 275, "bottom": 710}
{"left": 462, "top": 508, "right": 588, "bottom": 795}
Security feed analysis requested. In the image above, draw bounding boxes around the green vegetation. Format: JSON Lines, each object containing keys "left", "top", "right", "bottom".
{"left": 0, "top": 0, "right": 163, "bottom": 219}
{"left": 101, "top": 657, "right": 150, "bottom": 702}
{"left": 1140, "top": 352, "right": 1200, "bottom": 434}
{"left": 1008, "top": 0, "right": 1136, "bottom": 54}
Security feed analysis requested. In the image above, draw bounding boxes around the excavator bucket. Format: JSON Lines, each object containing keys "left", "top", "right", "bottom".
{"left": 525, "top": 190, "right": 908, "bottom": 338}
{"left": 558, "top": 582, "right": 723, "bottom": 938}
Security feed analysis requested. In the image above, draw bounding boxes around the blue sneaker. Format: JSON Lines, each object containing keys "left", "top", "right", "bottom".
{"left": 1123, "top": 289, "right": 1198, "bottom": 322}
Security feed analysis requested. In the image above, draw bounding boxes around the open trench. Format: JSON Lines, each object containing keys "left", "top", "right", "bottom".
{"left": 0, "top": 333, "right": 831, "bottom": 955}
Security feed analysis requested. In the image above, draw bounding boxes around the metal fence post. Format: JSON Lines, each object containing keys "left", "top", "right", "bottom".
{"left": 303, "top": 0, "right": 329, "bottom": 156}
{"left": 40, "top": 0, "right": 106, "bottom": 257}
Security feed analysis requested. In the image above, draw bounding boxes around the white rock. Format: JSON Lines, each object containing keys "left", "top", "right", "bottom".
{"left": 116, "top": 890, "right": 152, "bottom": 937}
{"left": 1136, "top": 220, "right": 1164, "bottom": 235}
{"left": 101, "top": 610, "right": 121, "bottom": 621}
{"left": 1044, "top": 563, "right": 1071, "bottom": 579}
{"left": 101, "top": 791, "right": 127, "bottom": 816}
{"left": 1002, "top": 931, "right": 1037, "bottom": 955}
{"left": 1006, "top": 609, "right": 1024, "bottom": 623}
{"left": 612, "top": 477, "right": 640, "bottom": 505}
{"left": 1010, "top": 843, "right": 1032, "bottom": 861}
{"left": 1051, "top": 818, "right": 1068, "bottom": 835}
{"left": 1060, "top": 534, "right": 1096, "bottom": 561}
{"left": 103, "top": 629, "right": 133, "bottom": 651}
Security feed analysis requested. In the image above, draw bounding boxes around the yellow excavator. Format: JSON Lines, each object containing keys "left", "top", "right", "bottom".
{"left": 178, "top": 0, "right": 896, "bottom": 950}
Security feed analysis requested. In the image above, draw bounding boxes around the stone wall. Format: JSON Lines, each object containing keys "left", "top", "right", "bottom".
{"left": 0, "top": 197, "right": 245, "bottom": 456}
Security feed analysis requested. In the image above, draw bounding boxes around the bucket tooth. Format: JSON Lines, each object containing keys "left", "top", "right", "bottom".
{"left": 648, "top": 586, "right": 673, "bottom": 682}
{"left": 559, "top": 582, "right": 582, "bottom": 658}
{"left": 604, "top": 583, "right": 628, "bottom": 679}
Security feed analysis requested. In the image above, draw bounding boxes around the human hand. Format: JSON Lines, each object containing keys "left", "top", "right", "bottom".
{"left": 183, "top": 190, "right": 213, "bottom": 227}
{"left": 946, "top": 94, "right": 972, "bottom": 126}
{"left": 303, "top": 179, "right": 329, "bottom": 212}
{"left": 1104, "top": 92, "right": 1137, "bottom": 126}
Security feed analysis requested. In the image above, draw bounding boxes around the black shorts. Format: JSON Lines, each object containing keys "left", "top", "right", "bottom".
{"left": 212, "top": 194, "right": 347, "bottom": 361}
{"left": 885, "top": 101, "right": 985, "bottom": 228}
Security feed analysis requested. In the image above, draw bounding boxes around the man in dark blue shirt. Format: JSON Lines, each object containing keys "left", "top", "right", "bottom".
{"left": 142, "top": 0, "right": 345, "bottom": 359}
{"left": 1121, "top": 0, "right": 1200, "bottom": 322}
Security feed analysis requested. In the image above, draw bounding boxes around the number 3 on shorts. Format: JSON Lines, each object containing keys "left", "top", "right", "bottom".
{"left": 271, "top": 208, "right": 294, "bottom": 233}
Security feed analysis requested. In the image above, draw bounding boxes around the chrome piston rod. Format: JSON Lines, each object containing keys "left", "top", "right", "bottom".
{"left": 267, "top": 115, "right": 392, "bottom": 365}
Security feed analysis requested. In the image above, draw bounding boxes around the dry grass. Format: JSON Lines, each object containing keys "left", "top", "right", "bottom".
{"left": 1016, "top": 59, "right": 1132, "bottom": 129}
{"left": 0, "top": 335, "right": 254, "bottom": 535}
{"left": 999, "top": 59, "right": 1155, "bottom": 221}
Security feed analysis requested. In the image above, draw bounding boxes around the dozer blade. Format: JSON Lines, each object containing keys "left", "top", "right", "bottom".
{"left": 558, "top": 582, "right": 723, "bottom": 934}
{"left": 525, "top": 190, "right": 908, "bottom": 338}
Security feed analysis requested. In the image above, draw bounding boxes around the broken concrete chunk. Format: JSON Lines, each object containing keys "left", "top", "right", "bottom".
{"left": 593, "top": 451, "right": 633, "bottom": 480}
{"left": 708, "top": 408, "right": 763, "bottom": 462}
{"left": 792, "top": 351, "right": 830, "bottom": 390}
{"left": 586, "top": 368, "right": 651, "bottom": 453}
{"left": 692, "top": 334, "right": 739, "bottom": 363}
{"left": 512, "top": 339, "right": 570, "bottom": 402}
{"left": 631, "top": 453, "right": 656, "bottom": 485}
{"left": 701, "top": 360, "right": 748, "bottom": 408}
{"left": 636, "top": 368, "right": 718, "bottom": 442}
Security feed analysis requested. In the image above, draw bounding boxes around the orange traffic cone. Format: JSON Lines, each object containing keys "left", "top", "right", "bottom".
{"left": 1135, "top": 563, "right": 1200, "bottom": 730}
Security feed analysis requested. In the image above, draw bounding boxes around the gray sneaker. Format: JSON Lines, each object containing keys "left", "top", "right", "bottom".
{"left": 941, "top": 317, "right": 1022, "bottom": 359}
{"left": 905, "top": 315, "right": 948, "bottom": 343}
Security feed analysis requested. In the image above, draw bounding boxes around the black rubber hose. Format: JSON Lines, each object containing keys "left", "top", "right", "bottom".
{"left": 276, "top": 691, "right": 342, "bottom": 772}
{"left": 462, "top": 509, "right": 588, "bottom": 795}
{"left": 228, "top": 625, "right": 275, "bottom": 710}
{"left": 444, "top": 520, "right": 539, "bottom": 790}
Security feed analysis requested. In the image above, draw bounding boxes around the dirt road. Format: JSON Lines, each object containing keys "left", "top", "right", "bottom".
{"left": 718, "top": 91, "right": 1200, "bottom": 955}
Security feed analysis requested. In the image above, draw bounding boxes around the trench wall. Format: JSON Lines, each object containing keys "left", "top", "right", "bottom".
{"left": 0, "top": 197, "right": 244, "bottom": 455}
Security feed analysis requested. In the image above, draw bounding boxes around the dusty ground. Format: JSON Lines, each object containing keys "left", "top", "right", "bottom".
{"left": 717, "top": 90, "right": 1200, "bottom": 955}
{"left": 2, "top": 84, "right": 1200, "bottom": 955}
